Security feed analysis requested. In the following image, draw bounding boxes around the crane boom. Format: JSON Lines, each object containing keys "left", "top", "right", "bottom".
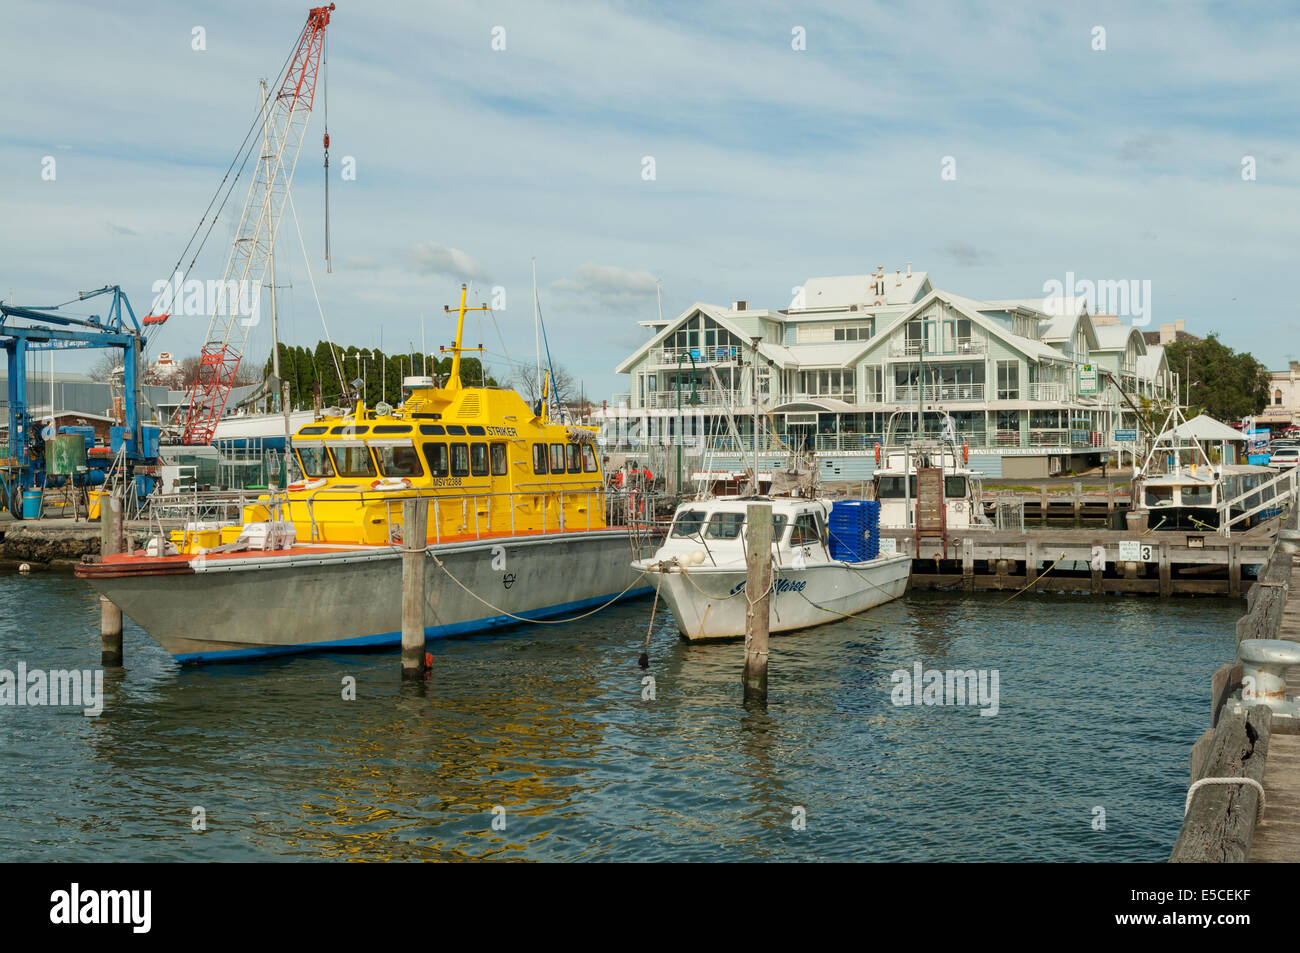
{"left": 178, "top": 3, "right": 335, "bottom": 445}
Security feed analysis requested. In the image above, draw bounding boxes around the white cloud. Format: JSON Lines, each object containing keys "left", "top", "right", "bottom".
{"left": 409, "top": 243, "right": 489, "bottom": 282}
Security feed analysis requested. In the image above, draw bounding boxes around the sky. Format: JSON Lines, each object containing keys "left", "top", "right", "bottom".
{"left": 2, "top": 0, "right": 1298, "bottom": 401}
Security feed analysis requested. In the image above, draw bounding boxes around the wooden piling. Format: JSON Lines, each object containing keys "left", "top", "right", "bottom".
{"left": 1159, "top": 542, "right": 1172, "bottom": 597}
{"left": 742, "top": 501, "right": 773, "bottom": 700}
{"left": 100, "top": 491, "right": 124, "bottom": 667}
{"left": 961, "top": 537, "right": 974, "bottom": 593}
{"left": 401, "top": 497, "right": 430, "bottom": 680}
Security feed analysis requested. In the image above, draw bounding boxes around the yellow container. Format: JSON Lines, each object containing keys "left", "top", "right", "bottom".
{"left": 192, "top": 530, "right": 221, "bottom": 549}
{"left": 221, "top": 525, "right": 243, "bottom": 544}
{"left": 169, "top": 529, "right": 186, "bottom": 546}
{"left": 88, "top": 490, "right": 103, "bottom": 520}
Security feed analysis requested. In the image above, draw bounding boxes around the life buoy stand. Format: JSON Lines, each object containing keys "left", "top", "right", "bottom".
{"left": 287, "top": 478, "right": 328, "bottom": 492}
{"left": 874, "top": 442, "right": 882, "bottom": 465}
{"left": 962, "top": 441, "right": 969, "bottom": 464}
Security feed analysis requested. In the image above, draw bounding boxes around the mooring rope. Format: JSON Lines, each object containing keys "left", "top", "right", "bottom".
{"left": 1185, "top": 777, "right": 1266, "bottom": 824}
{"left": 995, "top": 551, "right": 1068, "bottom": 606}
{"left": 424, "top": 550, "right": 648, "bottom": 625}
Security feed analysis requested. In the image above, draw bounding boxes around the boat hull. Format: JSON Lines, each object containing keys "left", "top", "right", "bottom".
{"left": 80, "top": 530, "right": 653, "bottom": 663}
{"left": 647, "top": 553, "right": 911, "bottom": 641}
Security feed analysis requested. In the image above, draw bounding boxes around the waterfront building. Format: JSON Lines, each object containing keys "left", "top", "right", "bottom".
{"left": 607, "top": 265, "right": 1174, "bottom": 479}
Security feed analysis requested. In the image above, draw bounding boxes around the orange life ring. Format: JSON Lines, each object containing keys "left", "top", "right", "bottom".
{"left": 288, "top": 477, "right": 327, "bottom": 492}
{"left": 370, "top": 477, "right": 413, "bottom": 491}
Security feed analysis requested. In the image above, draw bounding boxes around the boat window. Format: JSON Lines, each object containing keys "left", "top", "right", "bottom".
{"left": 450, "top": 443, "right": 470, "bottom": 477}
{"left": 445, "top": 425, "right": 467, "bottom": 436}
{"left": 790, "top": 514, "right": 821, "bottom": 545}
{"left": 771, "top": 514, "right": 788, "bottom": 541}
{"left": 550, "top": 443, "right": 566, "bottom": 474}
{"left": 1183, "top": 483, "right": 1213, "bottom": 505}
{"left": 296, "top": 445, "right": 334, "bottom": 478}
{"left": 467, "top": 425, "right": 486, "bottom": 436}
{"left": 671, "top": 510, "right": 708, "bottom": 537}
{"left": 704, "top": 512, "right": 746, "bottom": 539}
{"left": 470, "top": 443, "right": 489, "bottom": 477}
{"left": 945, "top": 476, "right": 967, "bottom": 497}
{"left": 1144, "top": 485, "right": 1174, "bottom": 506}
{"left": 566, "top": 443, "right": 582, "bottom": 474}
{"left": 372, "top": 425, "right": 411, "bottom": 434}
{"left": 419, "top": 424, "right": 446, "bottom": 435}
{"left": 532, "top": 443, "right": 548, "bottom": 474}
{"left": 875, "top": 475, "right": 916, "bottom": 499}
{"left": 298, "top": 425, "right": 328, "bottom": 435}
{"left": 376, "top": 445, "right": 423, "bottom": 478}
{"left": 423, "top": 442, "right": 449, "bottom": 478}
{"left": 491, "top": 443, "right": 508, "bottom": 476}
{"left": 331, "top": 445, "right": 376, "bottom": 478}
{"left": 330, "top": 425, "right": 369, "bottom": 435}
{"left": 582, "top": 445, "right": 599, "bottom": 473}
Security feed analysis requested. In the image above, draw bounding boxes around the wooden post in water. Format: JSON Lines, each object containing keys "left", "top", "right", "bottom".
{"left": 742, "top": 501, "right": 773, "bottom": 700}
{"left": 401, "top": 497, "right": 430, "bottom": 680}
{"left": 100, "top": 491, "right": 124, "bottom": 666}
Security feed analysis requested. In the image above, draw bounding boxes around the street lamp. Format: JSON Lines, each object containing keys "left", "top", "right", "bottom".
{"left": 676, "top": 350, "right": 700, "bottom": 500}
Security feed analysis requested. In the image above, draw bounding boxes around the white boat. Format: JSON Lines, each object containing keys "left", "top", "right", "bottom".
{"left": 634, "top": 496, "right": 910, "bottom": 641}
{"left": 1133, "top": 408, "right": 1295, "bottom": 533}
{"left": 870, "top": 413, "right": 987, "bottom": 532}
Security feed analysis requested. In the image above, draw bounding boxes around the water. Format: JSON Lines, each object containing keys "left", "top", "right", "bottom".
{"left": 0, "top": 572, "right": 1236, "bottom": 861}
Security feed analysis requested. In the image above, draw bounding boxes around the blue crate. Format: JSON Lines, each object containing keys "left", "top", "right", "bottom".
{"left": 829, "top": 500, "right": 880, "bottom": 561}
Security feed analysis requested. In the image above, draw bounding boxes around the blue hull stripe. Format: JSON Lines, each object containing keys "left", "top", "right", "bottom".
{"left": 172, "top": 586, "right": 655, "bottom": 664}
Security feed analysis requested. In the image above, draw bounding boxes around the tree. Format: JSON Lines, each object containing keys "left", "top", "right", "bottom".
{"left": 513, "top": 362, "right": 577, "bottom": 409}
{"left": 1164, "top": 334, "right": 1271, "bottom": 421}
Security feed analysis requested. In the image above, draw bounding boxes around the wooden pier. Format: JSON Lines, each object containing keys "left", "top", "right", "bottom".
{"left": 886, "top": 522, "right": 1277, "bottom": 598}
{"left": 1171, "top": 500, "right": 1300, "bottom": 862}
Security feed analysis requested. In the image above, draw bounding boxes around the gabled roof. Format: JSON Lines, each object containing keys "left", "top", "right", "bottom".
{"left": 1158, "top": 414, "right": 1247, "bottom": 442}
{"left": 1091, "top": 323, "right": 1147, "bottom": 354}
{"left": 1137, "top": 344, "right": 1168, "bottom": 379}
{"left": 859, "top": 289, "right": 1073, "bottom": 366}
{"left": 615, "top": 303, "right": 764, "bottom": 374}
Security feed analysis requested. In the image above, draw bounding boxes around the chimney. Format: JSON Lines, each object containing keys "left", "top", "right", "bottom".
{"left": 906, "top": 262, "right": 912, "bottom": 277}
{"left": 732, "top": 300, "right": 747, "bottom": 311}
{"left": 895, "top": 269, "right": 902, "bottom": 286}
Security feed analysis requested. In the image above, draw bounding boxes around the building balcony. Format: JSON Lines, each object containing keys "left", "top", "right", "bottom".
{"left": 892, "top": 383, "right": 985, "bottom": 402}
{"left": 648, "top": 389, "right": 745, "bottom": 410}
{"left": 889, "top": 338, "right": 986, "bottom": 358}
{"left": 1026, "top": 382, "right": 1068, "bottom": 402}
{"left": 649, "top": 345, "right": 743, "bottom": 367}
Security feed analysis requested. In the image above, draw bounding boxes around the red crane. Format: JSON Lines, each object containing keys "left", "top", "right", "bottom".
{"left": 175, "top": 4, "right": 335, "bottom": 445}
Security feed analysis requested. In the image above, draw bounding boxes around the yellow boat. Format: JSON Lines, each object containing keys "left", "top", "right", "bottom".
{"left": 78, "top": 287, "right": 656, "bottom": 662}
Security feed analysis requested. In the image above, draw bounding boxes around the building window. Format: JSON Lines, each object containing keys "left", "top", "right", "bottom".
{"left": 1276, "top": 389, "right": 1283, "bottom": 406}
{"left": 997, "top": 361, "right": 1019, "bottom": 400}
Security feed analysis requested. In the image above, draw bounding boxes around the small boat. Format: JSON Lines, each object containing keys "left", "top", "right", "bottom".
{"left": 1132, "top": 409, "right": 1293, "bottom": 532}
{"left": 870, "top": 412, "right": 987, "bottom": 532}
{"left": 635, "top": 495, "right": 910, "bottom": 641}
{"left": 77, "top": 286, "right": 657, "bottom": 663}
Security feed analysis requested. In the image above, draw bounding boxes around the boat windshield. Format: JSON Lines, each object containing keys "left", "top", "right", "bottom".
{"left": 297, "top": 445, "right": 334, "bottom": 478}
{"left": 1144, "top": 485, "right": 1175, "bottom": 506}
{"left": 671, "top": 510, "right": 709, "bottom": 537}
{"left": 875, "top": 475, "right": 916, "bottom": 499}
{"left": 704, "top": 512, "right": 746, "bottom": 539}
{"left": 945, "top": 476, "right": 966, "bottom": 497}
{"left": 375, "top": 445, "right": 423, "bottom": 478}
{"left": 332, "top": 445, "right": 377, "bottom": 479}
{"left": 1182, "top": 483, "right": 1213, "bottom": 506}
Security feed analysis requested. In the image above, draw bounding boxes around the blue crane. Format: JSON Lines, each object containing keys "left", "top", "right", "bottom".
{"left": 1, "top": 285, "right": 158, "bottom": 519}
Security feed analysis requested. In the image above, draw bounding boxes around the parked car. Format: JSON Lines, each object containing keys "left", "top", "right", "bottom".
{"left": 1268, "top": 446, "right": 1300, "bottom": 468}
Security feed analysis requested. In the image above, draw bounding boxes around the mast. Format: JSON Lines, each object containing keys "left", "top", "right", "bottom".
{"left": 532, "top": 258, "right": 541, "bottom": 404}
{"left": 441, "top": 284, "right": 490, "bottom": 394}
{"left": 261, "top": 78, "right": 281, "bottom": 409}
